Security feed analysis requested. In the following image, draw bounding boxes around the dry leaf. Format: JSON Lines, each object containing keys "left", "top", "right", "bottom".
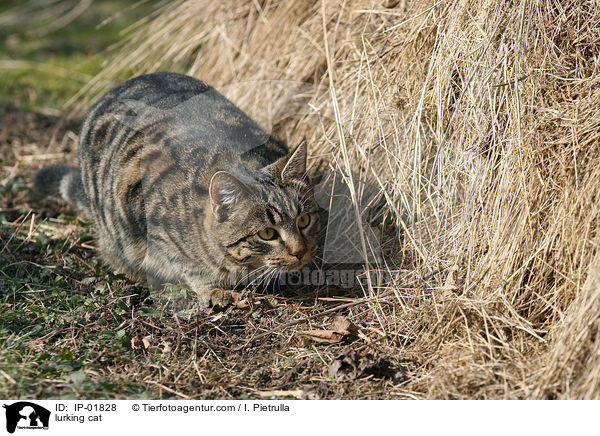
{"left": 131, "top": 336, "right": 145, "bottom": 349}
{"left": 160, "top": 340, "right": 172, "bottom": 354}
{"left": 265, "top": 296, "right": 279, "bottom": 307}
{"left": 331, "top": 315, "right": 359, "bottom": 335}
{"left": 209, "top": 312, "right": 227, "bottom": 322}
{"left": 227, "top": 291, "right": 280, "bottom": 310}
{"left": 142, "top": 335, "right": 152, "bottom": 349}
{"left": 302, "top": 329, "right": 345, "bottom": 344}
{"left": 302, "top": 315, "right": 359, "bottom": 344}
{"left": 231, "top": 290, "right": 250, "bottom": 309}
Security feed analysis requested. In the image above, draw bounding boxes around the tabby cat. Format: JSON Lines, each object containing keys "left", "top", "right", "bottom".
{"left": 34, "top": 72, "right": 320, "bottom": 308}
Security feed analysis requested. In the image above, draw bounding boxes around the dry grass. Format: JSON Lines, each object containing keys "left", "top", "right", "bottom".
{"left": 14, "top": 0, "right": 600, "bottom": 398}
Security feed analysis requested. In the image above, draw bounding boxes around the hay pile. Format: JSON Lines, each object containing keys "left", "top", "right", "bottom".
{"left": 79, "top": 0, "right": 600, "bottom": 399}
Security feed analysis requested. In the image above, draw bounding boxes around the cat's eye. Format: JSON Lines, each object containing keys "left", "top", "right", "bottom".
{"left": 258, "top": 227, "right": 278, "bottom": 240}
{"left": 297, "top": 213, "right": 311, "bottom": 229}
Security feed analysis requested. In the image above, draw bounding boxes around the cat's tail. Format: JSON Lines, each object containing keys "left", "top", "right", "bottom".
{"left": 33, "top": 164, "right": 90, "bottom": 214}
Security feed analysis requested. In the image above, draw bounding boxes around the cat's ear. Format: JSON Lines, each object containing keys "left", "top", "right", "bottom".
{"left": 209, "top": 171, "right": 248, "bottom": 222}
{"left": 281, "top": 138, "right": 308, "bottom": 181}
{"left": 270, "top": 139, "right": 308, "bottom": 182}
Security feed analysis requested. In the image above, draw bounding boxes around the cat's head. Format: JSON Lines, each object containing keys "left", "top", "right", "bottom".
{"left": 208, "top": 140, "right": 320, "bottom": 272}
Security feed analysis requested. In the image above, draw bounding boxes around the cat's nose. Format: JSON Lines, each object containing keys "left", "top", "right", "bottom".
{"left": 291, "top": 249, "right": 307, "bottom": 260}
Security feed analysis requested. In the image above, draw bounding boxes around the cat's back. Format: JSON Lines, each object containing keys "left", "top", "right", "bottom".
{"left": 79, "top": 72, "right": 288, "bottom": 171}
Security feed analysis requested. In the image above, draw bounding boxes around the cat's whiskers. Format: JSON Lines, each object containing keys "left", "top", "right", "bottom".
{"left": 252, "top": 269, "right": 273, "bottom": 293}
{"left": 245, "top": 265, "right": 277, "bottom": 291}
{"left": 259, "top": 265, "right": 283, "bottom": 293}
{"left": 235, "top": 265, "right": 269, "bottom": 288}
{"left": 262, "top": 266, "right": 283, "bottom": 293}
{"left": 268, "top": 266, "right": 283, "bottom": 293}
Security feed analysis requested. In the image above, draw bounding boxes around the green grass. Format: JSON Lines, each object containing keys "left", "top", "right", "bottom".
{"left": 0, "top": 210, "right": 205, "bottom": 399}
{"left": 0, "top": 0, "right": 156, "bottom": 113}
{"left": 0, "top": 214, "right": 150, "bottom": 398}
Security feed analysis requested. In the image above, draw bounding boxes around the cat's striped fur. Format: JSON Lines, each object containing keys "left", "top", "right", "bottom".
{"left": 35, "top": 72, "right": 319, "bottom": 307}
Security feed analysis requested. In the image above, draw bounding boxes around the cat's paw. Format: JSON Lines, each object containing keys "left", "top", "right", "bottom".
{"left": 208, "top": 288, "right": 234, "bottom": 309}
{"left": 201, "top": 288, "right": 234, "bottom": 309}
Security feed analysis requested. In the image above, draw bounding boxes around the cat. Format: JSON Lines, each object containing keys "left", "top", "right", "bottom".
{"left": 34, "top": 72, "right": 320, "bottom": 309}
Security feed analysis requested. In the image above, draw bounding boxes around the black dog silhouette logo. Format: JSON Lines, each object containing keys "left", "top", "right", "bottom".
{"left": 3, "top": 402, "right": 50, "bottom": 433}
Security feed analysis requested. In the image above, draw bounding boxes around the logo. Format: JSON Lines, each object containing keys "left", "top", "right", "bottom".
{"left": 3, "top": 402, "right": 50, "bottom": 434}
